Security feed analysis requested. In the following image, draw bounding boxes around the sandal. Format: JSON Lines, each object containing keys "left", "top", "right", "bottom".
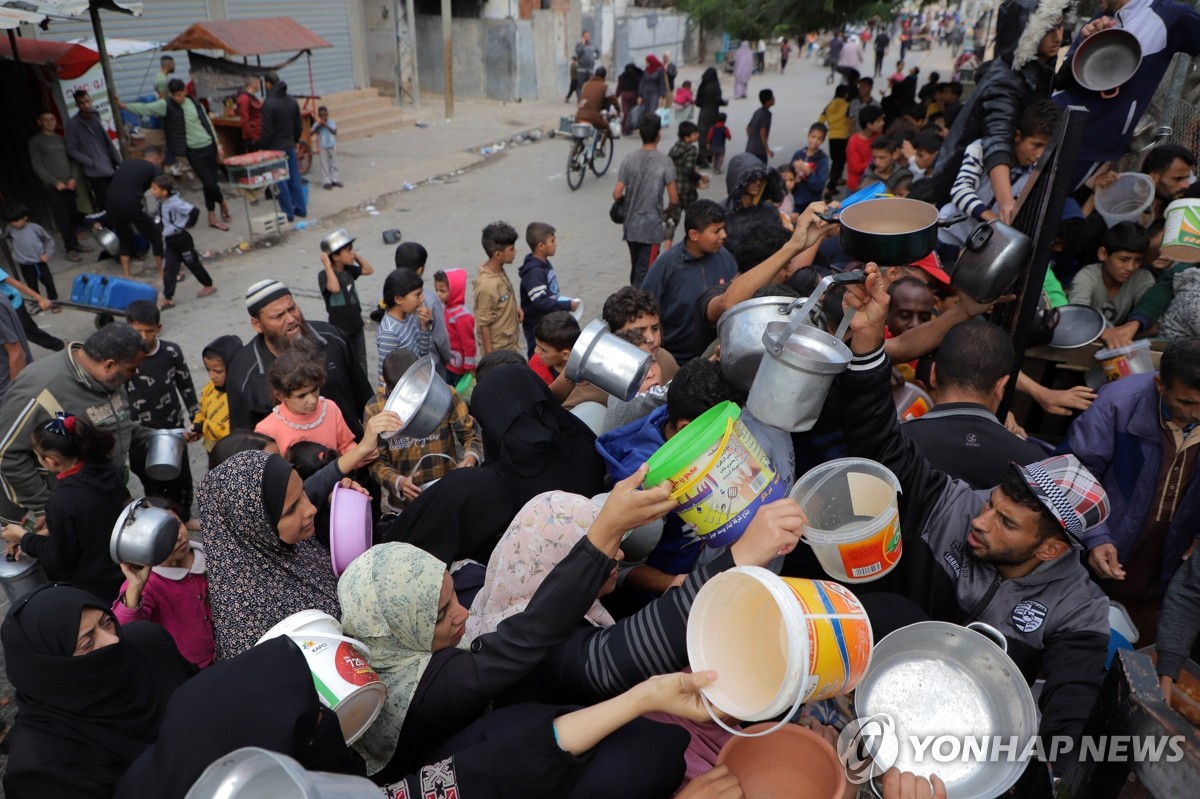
{"left": 66, "top": 252, "right": 82, "bottom": 263}
{"left": 159, "top": 299, "right": 175, "bottom": 309}
{"left": 197, "top": 286, "right": 217, "bottom": 298}
{"left": 221, "top": 209, "right": 232, "bottom": 223}
{"left": 209, "top": 221, "right": 230, "bottom": 231}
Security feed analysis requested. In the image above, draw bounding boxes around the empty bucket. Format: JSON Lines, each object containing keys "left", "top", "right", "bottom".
{"left": 1094, "top": 173, "right": 1154, "bottom": 228}
{"left": 791, "top": 458, "right": 903, "bottom": 583}
{"left": 717, "top": 723, "right": 847, "bottom": 799}
{"left": 184, "top": 747, "right": 382, "bottom": 798}
{"left": 1162, "top": 199, "right": 1200, "bottom": 262}
{"left": 687, "top": 567, "right": 873, "bottom": 734}
{"left": 1094, "top": 338, "right": 1154, "bottom": 382}
{"left": 645, "top": 401, "right": 785, "bottom": 548}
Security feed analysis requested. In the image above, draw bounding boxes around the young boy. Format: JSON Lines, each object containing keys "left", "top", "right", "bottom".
{"left": 313, "top": 105, "right": 341, "bottom": 189}
{"left": 601, "top": 285, "right": 679, "bottom": 382}
{"left": 124, "top": 300, "right": 200, "bottom": 520}
{"left": 909, "top": 129, "right": 942, "bottom": 184}
{"left": 938, "top": 100, "right": 1061, "bottom": 256}
{"left": 365, "top": 348, "right": 483, "bottom": 513}
{"left": 435, "top": 268, "right": 477, "bottom": 379}
{"left": 192, "top": 334, "right": 242, "bottom": 453}
{"left": 3, "top": 204, "right": 58, "bottom": 304}
{"left": 1068, "top": 222, "right": 1155, "bottom": 325}
{"left": 319, "top": 228, "right": 375, "bottom": 376}
{"left": 0, "top": 263, "right": 60, "bottom": 351}
{"left": 791, "top": 123, "right": 829, "bottom": 209}
{"left": 473, "top": 221, "right": 523, "bottom": 355}
{"left": 519, "top": 222, "right": 579, "bottom": 357}
{"left": 707, "top": 112, "right": 732, "bottom": 174}
{"left": 150, "top": 175, "right": 216, "bottom": 309}
{"left": 860, "top": 135, "right": 913, "bottom": 191}
{"left": 666, "top": 123, "right": 710, "bottom": 245}
{"left": 529, "top": 310, "right": 581, "bottom": 385}
{"left": 745, "top": 89, "right": 775, "bottom": 162}
{"left": 846, "top": 105, "right": 884, "bottom": 191}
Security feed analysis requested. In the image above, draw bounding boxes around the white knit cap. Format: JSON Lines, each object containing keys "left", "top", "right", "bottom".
{"left": 245, "top": 279, "right": 291, "bottom": 315}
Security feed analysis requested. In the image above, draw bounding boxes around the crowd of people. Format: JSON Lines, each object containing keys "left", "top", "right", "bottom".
{"left": 2, "top": 0, "right": 1200, "bottom": 797}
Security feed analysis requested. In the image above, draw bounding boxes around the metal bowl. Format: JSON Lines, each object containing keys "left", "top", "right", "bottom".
{"left": 95, "top": 227, "right": 120, "bottom": 256}
{"left": 1049, "top": 304, "right": 1108, "bottom": 348}
{"left": 564, "top": 320, "right": 652, "bottom": 402}
{"left": 320, "top": 227, "right": 355, "bottom": 254}
{"left": 381, "top": 354, "right": 453, "bottom": 440}
{"left": 1072, "top": 27, "right": 1142, "bottom": 93}
{"left": 110, "top": 498, "right": 179, "bottom": 566}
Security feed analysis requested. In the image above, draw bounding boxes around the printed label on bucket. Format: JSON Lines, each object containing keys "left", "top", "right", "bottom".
{"left": 782, "top": 578, "right": 873, "bottom": 702}
{"left": 1164, "top": 204, "right": 1200, "bottom": 249}
{"left": 335, "top": 642, "right": 380, "bottom": 686}
{"left": 1100, "top": 354, "right": 1131, "bottom": 382}
{"left": 671, "top": 419, "right": 782, "bottom": 546}
{"left": 837, "top": 511, "right": 902, "bottom": 580}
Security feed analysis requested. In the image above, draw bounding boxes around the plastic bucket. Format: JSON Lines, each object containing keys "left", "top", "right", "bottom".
{"left": 1162, "top": 199, "right": 1200, "bottom": 263}
{"left": 1094, "top": 338, "right": 1153, "bottom": 382}
{"left": 184, "top": 747, "right": 383, "bottom": 799}
{"left": 256, "top": 609, "right": 343, "bottom": 642}
{"left": 286, "top": 633, "right": 387, "bottom": 745}
{"left": 893, "top": 383, "right": 932, "bottom": 422}
{"left": 687, "top": 567, "right": 873, "bottom": 735}
{"left": 645, "top": 402, "right": 785, "bottom": 547}
{"left": 791, "top": 458, "right": 903, "bottom": 583}
{"left": 1094, "top": 173, "right": 1154, "bottom": 228}
{"left": 717, "top": 723, "right": 847, "bottom": 799}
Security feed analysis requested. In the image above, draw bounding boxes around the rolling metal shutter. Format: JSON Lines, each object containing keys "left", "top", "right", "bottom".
{"left": 34, "top": 0, "right": 210, "bottom": 102}
{"left": 222, "top": 1, "right": 355, "bottom": 96}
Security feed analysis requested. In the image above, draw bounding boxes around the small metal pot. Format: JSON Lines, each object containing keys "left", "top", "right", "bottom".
{"left": 110, "top": 498, "right": 179, "bottom": 566}
{"left": 145, "top": 430, "right": 185, "bottom": 481}
{"left": 95, "top": 228, "right": 120, "bottom": 256}
{"left": 564, "top": 320, "right": 652, "bottom": 402}
{"left": 1073, "top": 27, "right": 1142, "bottom": 97}
{"left": 0, "top": 555, "right": 49, "bottom": 604}
{"left": 382, "top": 354, "right": 454, "bottom": 439}
{"left": 717, "top": 296, "right": 815, "bottom": 391}
{"left": 950, "top": 220, "right": 1031, "bottom": 303}
{"left": 834, "top": 199, "right": 966, "bottom": 266}
{"left": 320, "top": 227, "right": 355, "bottom": 254}
{"left": 1049, "top": 305, "right": 1108, "bottom": 348}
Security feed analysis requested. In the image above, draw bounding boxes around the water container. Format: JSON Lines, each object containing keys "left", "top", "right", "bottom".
{"left": 95, "top": 277, "right": 157, "bottom": 311}
{"left": 70, "top": 274, "right": 99, "bottom": 304}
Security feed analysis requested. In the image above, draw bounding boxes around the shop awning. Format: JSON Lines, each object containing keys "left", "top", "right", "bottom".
{"left": 163, "top": 18, "right": 331, "bottom": 56}
{"left": 0, "top": 35, "right": 157, "bottom": 77}
{"left": 0, "top": 1, "right": 143, "bottom": 31}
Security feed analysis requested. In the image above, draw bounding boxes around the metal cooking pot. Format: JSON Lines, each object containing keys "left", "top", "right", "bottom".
{"left": 1128, "top": 115, "right": 1172, "bottom": 154}
{"left": 1049, "top": 304, "right": 1108, "bottom": 348}
{"left": 855, "top": 621, "right": 1039, "bottom": 799}
{"left": 565, "top": 320, "right": 652, "bottom": 402}
{"left": 320, "top": 227, "right": 355, "bottom": 255}
{"left": 951, "top": 220, "right": 1031, "bottom": 303}
{"left": 1027, "top": 292, "right": 1060, "bottom": 347}
{"left": 110, "top": 498, "right": 179, "bottom": 567}
{"left": 96, "top": 227, "right": 120, "bottom": 256}
{"left": 145, "top": 429, "right": 185, "bottom": 481}
{"left": 0, "top": 555, "right": 49, "bottom": 604}
{"left": 1073, "top": 27, "right": 1142, "bottom": 97}
{"left": 382, "top": 354, "right": 454, "bottom": 440}
{"left": 832, "top": 199, "right": 966, "bottom": 266}
{"left": 717, "top": 296, "right": 817, "bottom": 391}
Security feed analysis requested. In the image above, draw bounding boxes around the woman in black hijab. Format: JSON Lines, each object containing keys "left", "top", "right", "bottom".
{"left": 469, "top": 364, "right": 606, "bottom": 510}
{"left": 1, "top": 585, "right": 194, "bottom": 798}
{"left": 695, "top": 66, "right": 728, "bottom": 166}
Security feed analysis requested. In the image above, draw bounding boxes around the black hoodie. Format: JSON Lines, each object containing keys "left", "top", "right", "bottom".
{"left": 722, "top": 153, "right": 787, "bottom": 261}
{"left": 259, "top": 81, "right": 303, "bottom": 151}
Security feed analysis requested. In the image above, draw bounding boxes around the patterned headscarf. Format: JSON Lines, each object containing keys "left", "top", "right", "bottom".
{"left": 466, "top": 491, "right": 615, "bottom": 640}
{"left": 198, "top": 450, "right": 340, "bottom": 661}
{"left": 338, "top": 542, "right": 466, "bottom": 776}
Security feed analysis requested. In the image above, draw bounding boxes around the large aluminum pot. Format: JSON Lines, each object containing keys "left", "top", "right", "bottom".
{"left": 382, "top": 354, "right": 453, "bottom": 440}
{"left": 1072, "top": 27, "right": 1142, "bottom": 97}
{"left": 0, "top": 555, "right": 49, "bottom": 604}
{"left": 854, "top": 621, "right": 1038, "bottom": 799}
{"left": 832, "top": 199, "right": 966, "bottom": 266}
{"left": 145, "top": 429, "right": 185, "bottom": 481}
{"left": 717, "top": 296, "right": 814, "bottom": 391}
{"left": 110, "top": 498, "right": 179, "bottom": 567}
{"left": 95, "top": 228, "right": 120, "bottom": 256}
{"left": 564, "top": 320, "right": 652, "bottom": 402}
{"left": 184, "top": 746, "right": 380, "bottom": 799}
{"left": 951, "top": 220, "right": 1031, "bottom": 303}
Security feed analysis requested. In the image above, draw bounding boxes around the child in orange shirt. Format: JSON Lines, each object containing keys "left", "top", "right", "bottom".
{"left": 254, "top": 348, "right": 355, "bottom": 458}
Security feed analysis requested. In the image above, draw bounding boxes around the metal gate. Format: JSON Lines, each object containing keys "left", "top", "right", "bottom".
{"left": 223, "top": 1, "right": 356, "bottom": 96}
{"left": 33, "top": 0, "right": 210, "bottom": 102}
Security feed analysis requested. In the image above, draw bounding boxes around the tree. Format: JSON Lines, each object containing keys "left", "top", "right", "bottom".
{"left": 674, "top": 0, "right": 899, "bottom": 39}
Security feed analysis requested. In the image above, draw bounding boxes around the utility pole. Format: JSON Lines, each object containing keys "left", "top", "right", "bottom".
{"left": 88, "top": 1, "right": 129, "bottom": 158}
{"left": 441, "top": 0, "right": 454, "bottom": 119}
{"left": 406, "top": 0, "right": 421, "bottom": 108}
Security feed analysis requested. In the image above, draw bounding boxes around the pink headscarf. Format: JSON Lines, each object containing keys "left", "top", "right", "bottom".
{"left": 466, "top": 491, "right": 615, "bottom": 639}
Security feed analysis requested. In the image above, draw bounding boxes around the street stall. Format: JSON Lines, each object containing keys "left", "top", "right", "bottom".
{"left": 161, "top": 18, "right": 330, "bottom": 171}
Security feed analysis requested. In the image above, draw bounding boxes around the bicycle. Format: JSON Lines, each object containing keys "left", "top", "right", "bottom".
{"left": 566, "top": 109, "right": 615, "bottom": 191}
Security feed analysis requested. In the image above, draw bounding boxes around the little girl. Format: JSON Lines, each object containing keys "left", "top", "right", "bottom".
{"left": 376, "top": 267, "right": 432, "bottom": 381}
{"left": 254, "top": 348, "right": 356, "bottom": 458}
{"left": 112, "top": 497, "right": 215, "bottom": 668}
{"left": 1, "top": 413, "right": 130, "bottom": 603}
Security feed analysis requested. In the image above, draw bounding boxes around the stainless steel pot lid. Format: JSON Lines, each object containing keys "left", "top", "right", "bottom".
{"left": 1049, "top": 305, "right": 1108, "bottom": 348}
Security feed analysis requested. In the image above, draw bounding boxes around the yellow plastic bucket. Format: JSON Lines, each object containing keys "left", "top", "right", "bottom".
{"left": 645, "top": 401, "right": 784, "bottom": 547}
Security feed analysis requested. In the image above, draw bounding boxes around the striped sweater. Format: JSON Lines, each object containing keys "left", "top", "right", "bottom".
{"left": 376, "top": 311, "right": 431, "bottom": 381}
{"left": 938, "top": 138, "right": 1034, "bottom": 249}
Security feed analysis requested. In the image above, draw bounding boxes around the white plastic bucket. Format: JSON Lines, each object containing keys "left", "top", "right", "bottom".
{"left": 687, "top": 567, "right": 872, "bottom": 736}
{"left": 1094, "top": 173, "right": 1154, "bottom": 228}
{"left": 791, "top": 458, "right": 903, "bottom": 583}
{"left": 1094, "top": 338, "right": 1153, "bottom": 382}
{"left": 256, "top": 609, "right": 343, "bottom": 642}
{"left": 1161, "top": 199, "right": 1200, "bottom": 263}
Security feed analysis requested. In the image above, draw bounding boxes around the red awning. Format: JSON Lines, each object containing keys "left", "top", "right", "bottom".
{"left": 0, "top": 39, "right": 98, "bottom": 79}
{"left": 163, "top": 18, "right": 331, "bottom": 56}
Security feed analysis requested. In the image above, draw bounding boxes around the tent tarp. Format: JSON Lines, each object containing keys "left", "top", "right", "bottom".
{"left": 0, "top": 36, "right": 160, "bottom": 79}
{"left": 163, "top": 18, "right": 331, "bottom": 57}
{"left": 0, "top": 0, "right": 142, "bottom": 30}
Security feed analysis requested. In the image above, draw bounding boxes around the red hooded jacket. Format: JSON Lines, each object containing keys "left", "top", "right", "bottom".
{"left": 442, "top": 268, "right": 476, "bottom": 374}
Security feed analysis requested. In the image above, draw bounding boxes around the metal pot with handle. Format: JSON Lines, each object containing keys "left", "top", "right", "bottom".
{"left": 951, "top": 220, "right": 1031, "bottom": 303}
{"left": 822, "top": 199, "right": 967, "bottom": 266}
{"left": 1072, "top": 27, "right": 1142, "bottom": 98}
{"left": 717, "top": 296, "right": 820, "bottom": 391}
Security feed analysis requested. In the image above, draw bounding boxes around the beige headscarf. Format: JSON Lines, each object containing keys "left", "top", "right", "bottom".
{"left": 466, "top": 491, "right": 615, "bottom": 640}
{"left": 338, "top": 542, "right": 466, "bottom": 775}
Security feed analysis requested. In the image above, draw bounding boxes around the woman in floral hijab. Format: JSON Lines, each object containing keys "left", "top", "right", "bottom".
{"left": 199, "top": 450, "right": 337, "bottom": 661}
